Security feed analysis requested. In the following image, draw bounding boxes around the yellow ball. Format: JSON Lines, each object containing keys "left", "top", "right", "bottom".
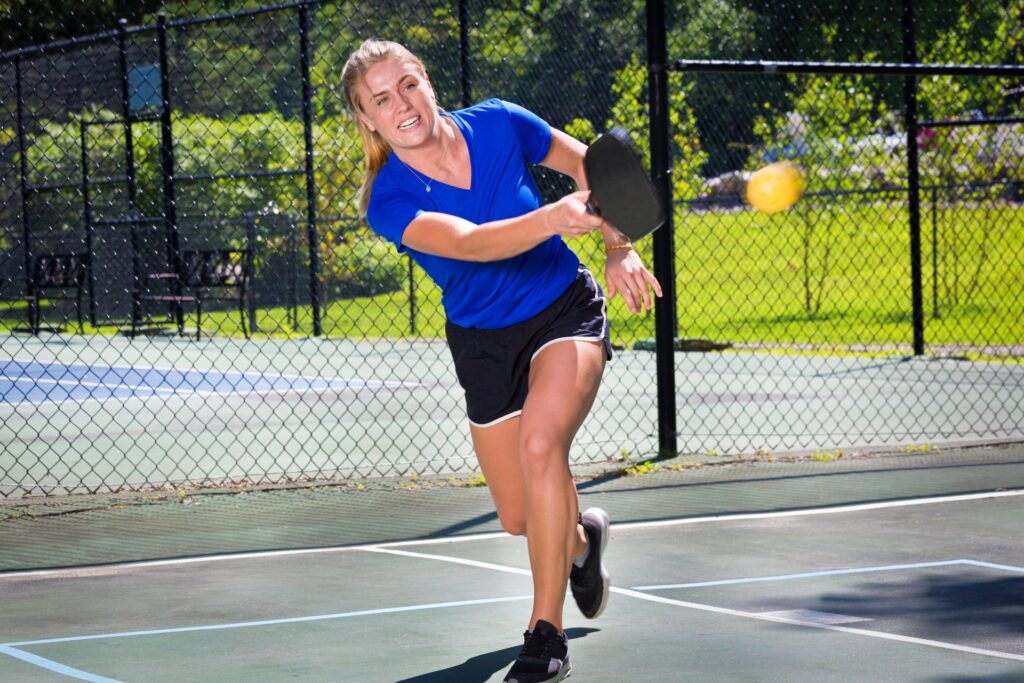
{"left": 745, "top": 161, "right": 804, "bottom": 213}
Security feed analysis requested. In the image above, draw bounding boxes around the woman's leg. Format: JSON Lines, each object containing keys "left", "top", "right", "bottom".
{"left": 470, "top": 417, "right": 527, "bottom": 536}
{"left": 471, "top": 417, "right": 588, "bottom": 551}
{"left": 518, "top": 339, "right": 606, "bottom": 632}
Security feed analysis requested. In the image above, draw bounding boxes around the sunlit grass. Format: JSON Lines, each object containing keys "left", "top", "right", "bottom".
{"left": 3, "top": 202, "right": 1021, "bottom": 358}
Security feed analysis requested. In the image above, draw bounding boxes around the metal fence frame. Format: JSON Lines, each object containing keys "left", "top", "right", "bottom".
{"left": 0, "top": 1, "right": 1022, "bottom": 497}
{"left": 646, "top": 0, "right": 1024, "bottom": 456}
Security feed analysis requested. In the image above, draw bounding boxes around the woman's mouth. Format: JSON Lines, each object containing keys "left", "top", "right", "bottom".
{"left": 397, "top": 115, "right": 420, "bottom": 131}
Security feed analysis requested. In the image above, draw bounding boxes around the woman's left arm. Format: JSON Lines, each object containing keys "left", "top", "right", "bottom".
{"left": 541, "top": 129, "right": 663, "bottom": 313}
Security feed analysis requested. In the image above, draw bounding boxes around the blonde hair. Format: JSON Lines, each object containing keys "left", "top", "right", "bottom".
{"left": 342, "top": 40, "right": 429, "bottom": 215}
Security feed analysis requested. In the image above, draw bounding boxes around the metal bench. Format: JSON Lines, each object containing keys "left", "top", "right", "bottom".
{"left": 3, "top": 252, "right": 91, "bottom": 334}
{"left": 132, "top": 248, "right": 251, "bottom": 339}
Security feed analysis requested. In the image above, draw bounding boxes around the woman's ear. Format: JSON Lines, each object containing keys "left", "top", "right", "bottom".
{"left": 357, "top": 111, "right": 376, "bottom": 133}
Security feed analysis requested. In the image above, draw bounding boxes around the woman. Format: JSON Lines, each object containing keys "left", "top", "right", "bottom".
{"left": 342, "top": 39, "right": 661, "bottom": 683}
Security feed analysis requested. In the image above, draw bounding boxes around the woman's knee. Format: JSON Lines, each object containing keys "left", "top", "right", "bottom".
{"left": 518, "top": 430, "right": 565, "bottom": 477}
{"left": 498, "top": 510, "right": 527, "bottom": 536}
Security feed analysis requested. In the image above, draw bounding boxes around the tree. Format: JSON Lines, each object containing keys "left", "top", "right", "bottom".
{"left": 0, "top": 1, "right": 163, "bottom": 50}
{"left": 748, "top": 26, "right": 897, "bottom": 318}
{"left": 915, "top": 0, "right": 1024, "bottom": 313}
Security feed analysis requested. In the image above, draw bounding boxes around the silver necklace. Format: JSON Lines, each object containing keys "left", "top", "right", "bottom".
{"left": 397, "top": 123, "right": 453, "bottom": 194}
{"left": 401, "top": 158, "right": 436, "bottom": 193}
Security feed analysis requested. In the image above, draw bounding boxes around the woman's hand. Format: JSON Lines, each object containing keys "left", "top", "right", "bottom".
{"left": 543, "top": 191, "right": 604, "bottom": 239}
{"left": 605, "top": 247, "right": 662, "bottom": 314}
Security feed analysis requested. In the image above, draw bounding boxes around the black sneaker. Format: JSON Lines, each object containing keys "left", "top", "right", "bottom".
{"left": 503, "top": 619, "right": 571, "bottom": 683}
{"left": 570, "top": 507, "right": 610, "bottom": 619}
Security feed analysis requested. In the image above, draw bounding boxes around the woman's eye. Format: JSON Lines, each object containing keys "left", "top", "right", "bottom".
{"left": 377, "top": 96, "right": 389, "bottom": 107}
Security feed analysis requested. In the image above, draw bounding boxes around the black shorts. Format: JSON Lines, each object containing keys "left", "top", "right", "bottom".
{"left": 446, "top": 267, "right": 612, "bottom": 428}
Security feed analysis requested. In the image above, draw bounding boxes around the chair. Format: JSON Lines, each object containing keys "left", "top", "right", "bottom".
{"left": 132, "top": 248, "right": 251, "bottom": 339}
{"left": 5, "top": 252, "right": 91, "bottom": 334}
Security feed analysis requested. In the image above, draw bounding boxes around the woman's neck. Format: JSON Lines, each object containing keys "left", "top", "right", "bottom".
{"left": 395, "top": 116, "right": 471, "bottom": 189}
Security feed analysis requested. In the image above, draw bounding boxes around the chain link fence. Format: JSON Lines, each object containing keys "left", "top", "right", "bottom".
{"left": 665, "top": 66, "right": 1023, "bottom": 453}
{"left": 1, "top": 0, "right": 1022, "bottom": 497}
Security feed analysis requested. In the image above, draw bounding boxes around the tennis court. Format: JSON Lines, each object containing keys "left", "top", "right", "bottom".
{"left": 2, "top": 445, "right": 1023, "bottom": 682}
{"left": 3, "top": 2, "right": 1024, "bottom": 681}
{"left": 4, "top": 333, "right": 1024, "bottom": 498}
{"left": 0, "top": 358, "right": 416, "bottom": 405}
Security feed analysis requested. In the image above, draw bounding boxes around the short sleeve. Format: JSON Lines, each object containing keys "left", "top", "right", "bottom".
{"left": 500, "top": 100, "right": 552, "bottom": 165}
{"left": 366, "top": 188, "right": 423, "bottom": 252}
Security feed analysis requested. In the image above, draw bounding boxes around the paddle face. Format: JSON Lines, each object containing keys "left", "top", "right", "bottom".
{"left": 584, "top": 127, "right": 665, "bottom": 241}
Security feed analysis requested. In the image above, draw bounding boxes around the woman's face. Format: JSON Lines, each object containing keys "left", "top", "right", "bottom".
{"left": 355, "top": 57, "right": 438, "bottom": 150}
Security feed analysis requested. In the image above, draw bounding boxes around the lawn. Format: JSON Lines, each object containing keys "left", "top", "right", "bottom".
{"left": 4, "top": 200, "right": 1022, "bottom": 357}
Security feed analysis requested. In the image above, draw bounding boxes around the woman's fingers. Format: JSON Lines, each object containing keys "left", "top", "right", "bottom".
{"left": 550, "top": 192, "right": 603, "bottom": 237}
{"left": 607, "top": 252, "right": 662, "bottom": 314}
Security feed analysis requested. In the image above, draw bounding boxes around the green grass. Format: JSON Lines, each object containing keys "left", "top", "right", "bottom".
{"left": 665, "top": 201, "right": 1024, "bottom": 352}
{"left": 4, "top": 202, "right": 1022, "bottom": 357}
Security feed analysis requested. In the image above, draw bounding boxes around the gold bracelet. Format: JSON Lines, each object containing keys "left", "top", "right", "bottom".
{"left": 606, "top": 243, "right": 634, "bottom": 252}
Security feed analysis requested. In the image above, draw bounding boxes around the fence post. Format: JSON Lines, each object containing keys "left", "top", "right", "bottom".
{"left": 902, "top": 0, "right": 925, "bottom": 355}
{"left": 930, "top": 186, "right": 939, "bottom": 319}
{"left": 408, "top": 255, "right": 417, "bottom": 335}
{"left": 157, "top": 13, "right": 185, "bottom": 334}
{"left": 246, "top": 214, "right": 257, "bottom": 333}
{"left": 14, "top": 55, "right": 35, "bottom": 328}
{"left": 117, "top": 18, "right": 143, "bottom": 330}
{"left": 78, "top": 119, "right": 98, "bottom": 326}
{"left": 297, "top": 1, "right": 323, "bottom": 336}
{"left": 647, "top": 0, "right": 677, "bottom": 458}
{"left": 288, "top": 217, "right": 298, "bottom": 327}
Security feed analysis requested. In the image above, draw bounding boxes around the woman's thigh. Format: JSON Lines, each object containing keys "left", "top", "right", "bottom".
{"left": 468, "top": 339, "right": 605, "bottom": 532}
{"left": 520, "top": 339, "right": 606, "bottom": 455}
{"left": 471, "top": 416, "right": 527, "bottom": 535}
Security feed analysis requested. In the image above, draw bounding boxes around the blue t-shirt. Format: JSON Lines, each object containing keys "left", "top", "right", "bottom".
{"left": 366, "top": 98, "right": 580, "bottom": 329}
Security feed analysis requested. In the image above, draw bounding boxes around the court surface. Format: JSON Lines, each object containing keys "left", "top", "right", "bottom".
{"left": 2, "top": 447, "right": 1023, "bottom": 682}
{"left": 3, "top": 334, "right": 1023, "bottom": 495}
{"left": 0, "top": 358, "right": 416, "bottom": 405}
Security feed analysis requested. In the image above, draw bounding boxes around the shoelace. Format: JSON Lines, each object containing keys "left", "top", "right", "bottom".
{"left": 520, "top": 629, "right": 558, "bottom": 660}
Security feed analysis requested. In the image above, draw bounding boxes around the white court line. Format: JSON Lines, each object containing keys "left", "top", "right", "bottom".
{"left": 0, "top": 357, "right": 421, "bottom": 409}
{"left": 1, "top": 376, "right": 172, "bottom": 391}
{"left": 363, "top": 547, "right": 532, "bottom": 578}
{"left": 611, "top": 586, "right": 1024, "bottom": 663}
{"left": 2, "top": 491, "right": 1024, "bottom": 679}
{"left": 958, "top": 559, "right": 1024, "bottom": 573}
{"left": 0, "top": 376, "right": 176, "bottom": 401}
{"left": 0, "top": 645, "right": 122, "bottom": 683}
{"left": 611, "top": 489, "right": 1024, "bottom": 531}
{"left": 0, "top": 379, "right": 414, "bottom": 408}
{"left": 0, "top": 383, "right": 407, "bottom": 409}
{"left": 2, "top": 488, "right": 1021, "bottom": 581}
{"left": 363, "top": 549, "right": 1024, "bottom": 662}
{"left": 3, "top": 595, "right": 532, "bottom": 648}
{"left": 0, "top": 595, "right": 533, "bottom": 683}
{"left": 1, "top": 357, "right": 418, "bottom": 388}
{"left": 629, "top": 559, "right": 1015, "bottom": 591}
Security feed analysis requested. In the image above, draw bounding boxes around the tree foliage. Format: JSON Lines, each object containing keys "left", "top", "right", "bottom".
{"left": 5, "top": 0, "right": 1020, "bottom": 194}
{"left": 1, "top": 0, "right": 163, "bottom": 49}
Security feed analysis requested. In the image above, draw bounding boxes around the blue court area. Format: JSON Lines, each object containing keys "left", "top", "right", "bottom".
{"left": 0, "top": 359, "right": 413, "bottom": 406}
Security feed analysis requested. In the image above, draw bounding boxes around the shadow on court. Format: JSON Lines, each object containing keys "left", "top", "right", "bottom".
{"left": 813, "top": 574, "right": 1024, "bottom": 640}
{"left": 395, "top": 628, "right": 598, "bottom": 683}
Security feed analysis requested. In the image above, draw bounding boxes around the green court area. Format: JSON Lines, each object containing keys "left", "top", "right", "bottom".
{"left": 1, "top": 444, "right": 1022, "bottom": 682}
{"left": 4, "top": 332, "right": 1023, "bottom": 497}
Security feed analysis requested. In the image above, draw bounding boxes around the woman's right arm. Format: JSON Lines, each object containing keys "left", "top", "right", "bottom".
{"left": 400, "top": 191, "right": 602, "bottom": 262}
